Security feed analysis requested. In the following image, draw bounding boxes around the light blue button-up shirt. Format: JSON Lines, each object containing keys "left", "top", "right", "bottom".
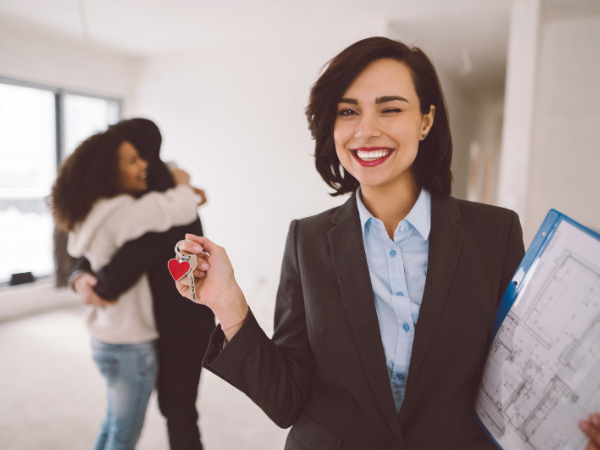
{"left": 356, "top": 188, "right": 431, "bottom": 413}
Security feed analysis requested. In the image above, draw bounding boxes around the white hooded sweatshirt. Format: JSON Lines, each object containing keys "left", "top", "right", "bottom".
{"left": 68, "top": 184, "right": 198, "bottom": 344}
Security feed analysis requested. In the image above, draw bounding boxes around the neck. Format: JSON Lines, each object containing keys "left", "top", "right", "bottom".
{"left": 360, "top": 175, "right": 420, "bottom": 240}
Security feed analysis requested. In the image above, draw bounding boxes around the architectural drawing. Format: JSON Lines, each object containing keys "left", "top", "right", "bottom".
{"left": 476, "top": 220, "right": 600, "bottom": 450}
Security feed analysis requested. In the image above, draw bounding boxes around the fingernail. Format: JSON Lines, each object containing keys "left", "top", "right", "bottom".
{"left": 592, "top": 415, "right": 600, "bottom": 426}
{"left": 579, "top": 421, "right": 590, "bottom": 434}
{"left": 201, "top": 263, "right": 209, "bottom": 270}
{"left": 193, "top": 245, "right": 202, "bottom": 252}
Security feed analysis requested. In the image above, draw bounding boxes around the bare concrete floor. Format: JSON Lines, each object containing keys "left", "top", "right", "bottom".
{"left": 0, "top": 306, "right": 288, "bottom": 450}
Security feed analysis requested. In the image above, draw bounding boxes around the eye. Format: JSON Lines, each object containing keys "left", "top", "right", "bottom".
{"left": 382, "top": 108, "right": 402, "bottom": 114}
{"left": 338, "top": 109, "right": 357, "bottom": 116}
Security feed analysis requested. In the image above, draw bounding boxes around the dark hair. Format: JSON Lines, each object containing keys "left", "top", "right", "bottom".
{"left": 51, "top": 131, "right": 127, "bottom": 230}
{"left": 306, "top": 36, "right": 453, "bottom": 197}
{"left": 109, "top": 118, "right": 174, "bottom": 192}
{"left": 110, "top": 118, "right": 161, "bottom": 161}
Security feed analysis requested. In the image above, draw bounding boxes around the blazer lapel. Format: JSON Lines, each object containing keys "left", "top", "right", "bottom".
{"left": 328, "top": 193, "right": 405, "bottom": 446}
{"left": 399, "top": 195, "right": 465, "bottom": 420}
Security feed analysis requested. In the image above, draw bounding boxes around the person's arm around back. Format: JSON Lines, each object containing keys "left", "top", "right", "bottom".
{"left": 70, "top": 167, "right": 202, "bottom": 302}
{"left": 70, "top": 257, "right": 116, "bottom": 305}
{"left": 104, "top": 169, "right": 198, "bottom": 250}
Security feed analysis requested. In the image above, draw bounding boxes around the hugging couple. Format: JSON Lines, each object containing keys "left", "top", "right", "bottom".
{"left": 54, "top": 118, "right": 214, "bottom": 450}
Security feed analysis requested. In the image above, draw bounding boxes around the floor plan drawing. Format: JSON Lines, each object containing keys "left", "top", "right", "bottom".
{"left": 476, "top": 219, "right": 600, "bottom": 450}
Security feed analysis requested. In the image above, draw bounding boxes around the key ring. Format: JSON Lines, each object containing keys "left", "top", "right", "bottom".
{"left": 174, "top": 240, "right": 192, "bottom": 261}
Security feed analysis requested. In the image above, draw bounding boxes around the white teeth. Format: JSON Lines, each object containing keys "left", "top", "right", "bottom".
{"left": 355, "top": 149, "right": 390, "bottom": 161}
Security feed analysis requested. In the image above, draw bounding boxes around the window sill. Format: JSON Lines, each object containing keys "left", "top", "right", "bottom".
{"left": 0, "top": 278, "right": 81, "bottom": 323}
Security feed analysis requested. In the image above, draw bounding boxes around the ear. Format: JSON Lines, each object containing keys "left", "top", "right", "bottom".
{"left": 420, "top": 105, "right": 436, "bottom": 140}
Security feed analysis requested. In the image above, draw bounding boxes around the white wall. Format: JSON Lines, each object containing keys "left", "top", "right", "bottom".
{"left": 526, "top": 13, "right": 600, "bottom": 242}
{"left": 496, "top": 0, "right": 541, "bottom": 228}
{"left": 0, "top": 23, "right": 139, "bottom": 115}
{"left": 134, "top": 25, "right": 387, "bottom": 327}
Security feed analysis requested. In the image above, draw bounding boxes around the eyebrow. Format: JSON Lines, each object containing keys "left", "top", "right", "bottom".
{"left": 338, "top": 96, "right": 409, "bottom": 105}
{"left": 376, "top": 95, "right": 408, "bottom": 104}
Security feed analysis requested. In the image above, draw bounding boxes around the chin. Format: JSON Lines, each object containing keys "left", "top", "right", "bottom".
{"left": 351, "top": 167, "right": 391, "bottom": 187}
{"left": 356, "top": 178, "right": 392, "bottom": 191}
{"left": 356, "top": 169, "right": 415, "bottom": 193}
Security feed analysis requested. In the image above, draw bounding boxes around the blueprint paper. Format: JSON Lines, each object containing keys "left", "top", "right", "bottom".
{"left": 476, "top": 214, "right": 600, "bottom": 450}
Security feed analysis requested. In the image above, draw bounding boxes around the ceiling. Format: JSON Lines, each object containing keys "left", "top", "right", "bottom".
{"left": 0, "top": 0, "right": 512, "bottom": 56}
{"left": 1, "top": 0, "right": 596, "bottom": 97}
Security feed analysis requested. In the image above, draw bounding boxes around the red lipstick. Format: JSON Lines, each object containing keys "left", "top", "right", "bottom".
{"left": 351, "top": 147, "right": 394, "bottom": 167}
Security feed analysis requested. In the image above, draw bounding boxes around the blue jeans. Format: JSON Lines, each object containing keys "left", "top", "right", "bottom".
{"left": 92, "top": 339, "right": 157, "bottom": 450}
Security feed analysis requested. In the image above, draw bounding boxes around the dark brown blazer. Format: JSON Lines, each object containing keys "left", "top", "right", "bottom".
{"left": 203, "top": 192, "right": 525, "bottom": 450}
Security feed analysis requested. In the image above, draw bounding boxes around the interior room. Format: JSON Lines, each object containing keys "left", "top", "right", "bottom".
{"left": 1, "top": 0, "right": 599, "bottom": 449}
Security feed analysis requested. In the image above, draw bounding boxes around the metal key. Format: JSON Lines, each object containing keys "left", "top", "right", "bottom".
{"left": 179, "top": 252, "right": 198, "bottom": 302}
{"left": 169, "top": 240, "right": 199, "bottom": 302}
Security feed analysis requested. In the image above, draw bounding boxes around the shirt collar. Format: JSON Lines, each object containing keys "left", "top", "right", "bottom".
{"left": 356, "top": 187, "right": 431, "bottom": 240}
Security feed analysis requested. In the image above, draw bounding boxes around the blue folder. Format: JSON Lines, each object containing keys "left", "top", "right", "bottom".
{"left": 493, "top": 209, "right": 600, "bottom": 338}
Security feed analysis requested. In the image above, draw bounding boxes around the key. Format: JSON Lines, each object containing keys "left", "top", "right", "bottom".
{"left": 168, "top": 241, "right": 199, "bottom": 302}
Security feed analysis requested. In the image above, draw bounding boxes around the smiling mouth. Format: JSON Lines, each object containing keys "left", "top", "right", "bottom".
{"left": 353, "top": 149, "right": 392, "bottom": 161}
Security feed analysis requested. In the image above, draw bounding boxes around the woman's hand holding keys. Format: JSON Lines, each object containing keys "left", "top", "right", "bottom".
{"left": 175, "top": 234, "right": 249, "bottom": 341}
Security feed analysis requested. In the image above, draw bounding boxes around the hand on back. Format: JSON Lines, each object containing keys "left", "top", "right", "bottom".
{"left": 170, "top": 167, "right": 191, "bottom": 186}
{"left": 169, "top": 167, "right": 207, "bottom": 206}
{"left": 73, "top": 273, "right": 115, "bottom": 307}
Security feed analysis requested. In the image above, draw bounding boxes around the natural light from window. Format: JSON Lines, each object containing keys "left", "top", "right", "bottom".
{"left": 0, "top": 83, "right": 120, "bottom": 284}
{"left": 63, "top": 94, "right": 120, "bottom": 157}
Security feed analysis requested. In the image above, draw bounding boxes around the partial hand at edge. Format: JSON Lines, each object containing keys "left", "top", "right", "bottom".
{"left": 580, "top": 413, "right": 600, "bottom": 450}
{"left": 175, "top": 234, "right": 248, "bottom": 341}
{"left": 191, "top": 187, "right": 207, "bottom": 207}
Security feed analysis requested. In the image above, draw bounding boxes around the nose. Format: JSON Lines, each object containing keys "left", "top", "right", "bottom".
{"left": 354, "top": 112, "right": 381, "bottom": 141}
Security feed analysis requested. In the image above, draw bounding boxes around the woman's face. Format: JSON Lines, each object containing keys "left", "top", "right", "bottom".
{"left": 333, "top": 58, "right": 435, "bottom": 192}
{"left": 118, "top": 141, "right": 148, "bottom": 194}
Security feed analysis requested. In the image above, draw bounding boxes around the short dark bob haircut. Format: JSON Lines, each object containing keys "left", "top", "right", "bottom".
{"left": 306, "top": 36, "right": 453, "bottom": 197}
{"left": 51, "top": 131, "right": 127, "bottom": 231}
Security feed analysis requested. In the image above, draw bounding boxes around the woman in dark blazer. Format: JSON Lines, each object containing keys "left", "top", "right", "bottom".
{"left": 174, "top": 38, "right": 600, "bottom": 450}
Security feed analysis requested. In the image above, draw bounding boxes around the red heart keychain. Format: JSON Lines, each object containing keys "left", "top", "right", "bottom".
{"left": 168, "top": 258, "right": 191, "bottom": 281}
{"left": 170, "top": 240, "right": 199, "bottom": 302}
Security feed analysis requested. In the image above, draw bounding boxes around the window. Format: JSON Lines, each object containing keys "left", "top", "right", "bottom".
{"left": 0, "top": 77, "right": 121, "bottom": 285}
{"left": 63, "top": 94, "right": 120, "bottom": 157}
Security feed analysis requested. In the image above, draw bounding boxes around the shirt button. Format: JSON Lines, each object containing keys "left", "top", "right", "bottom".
{"left": 396, "top": 291, "right": 403, "bottom": 296}
{"left": 403, "top": 323, "right": 410, "bottom": 332}
{"left": 390, "top": 250, "right": 397, "bottom": 257}
{"left": 397, "top": 373, "right": 405, "bottom": 380}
